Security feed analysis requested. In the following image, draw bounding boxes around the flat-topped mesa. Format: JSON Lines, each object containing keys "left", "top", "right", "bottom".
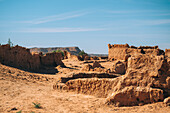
{"left": 30, "top": 46, "right": 81, "bottom": 55}
{"left": 108, "top": 43, "right": 164, "bottom": 61}
{"left": 0, "top": 44, "right": 64, "bottom": 73}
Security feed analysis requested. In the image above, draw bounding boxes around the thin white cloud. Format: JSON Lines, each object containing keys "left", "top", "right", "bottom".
{"left": 107, "top": 10, "right": 139, "bottom": 14}
{"left": 19, "top": 11, "right": 90, "bottom": 24}
{"left": 102, "top": 19, "right": 170, "bottom": 28}
{"left": 105, "top": 34, "right": 170, "bottom": 38}
{"left": 107, "top": 10, "right": 158, "bottom": 14}
{"left": 106, "top": 10, "right": 170, "bottom": 15}
{"left": 14, "top": 27, "right": 105, "bottom": 33}
{"left": 135, "top": 19, "right": 170, "bottom": 25}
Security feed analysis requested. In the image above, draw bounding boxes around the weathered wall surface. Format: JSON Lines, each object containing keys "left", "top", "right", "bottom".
{"left": 54, "top": 53, "right": 170, "bottom": 106}
{"left": 165, "top": 49, "right": 170, "bottom": 63}
{"left": 165, "top": 49, "right": 170, "bottom": 57}
{"left": 108, "top": 44, "right": 164, "bottom": 61}
{"left": 0, "top": 44, "right": 64, "bottom": 73}
{"left": 106, "top": 53, "right": 170, "bottom": 106}
{"left": 41, "top": 52, "right": 64, "bottom": 67}
{"left": 108, "top": 44, "right": 129, "bottom": 61}
{"left": 64, "top": 78, "right": 117, "bottom": 98}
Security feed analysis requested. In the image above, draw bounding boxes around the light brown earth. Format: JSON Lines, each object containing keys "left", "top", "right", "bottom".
{"left": 0, "top": 59, "right": 170, "bottom": 113}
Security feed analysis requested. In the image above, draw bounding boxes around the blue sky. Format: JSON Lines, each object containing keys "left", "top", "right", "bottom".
{"left": 0, "top": 0, "right": 170, "bottom": 54}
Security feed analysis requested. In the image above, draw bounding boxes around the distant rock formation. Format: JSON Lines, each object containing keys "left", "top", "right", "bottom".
{"left": 30, "top": 46, "right": 81, "bottom": 55}
{"left": 0, "top": 44, "right": 64, "bottom": 73}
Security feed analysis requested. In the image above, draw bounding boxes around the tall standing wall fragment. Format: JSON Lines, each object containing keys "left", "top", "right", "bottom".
{"left": 108, "top": 43, "right": 164, "bottom": 61}
{"left": 0, "top": 44, "right": 64, "bottom": 72}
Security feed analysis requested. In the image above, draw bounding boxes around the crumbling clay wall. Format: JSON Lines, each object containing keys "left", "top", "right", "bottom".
{"left": 54, "top": 53, "right": 170, "bottom": 106}
{"left": 106, "top": 53, "right": 170, "bottom": 106}
{"left": 108, "top": 44, "right": 164, "bottom": 61}
{"left": 54, "top": 73, "right": 119, "bottom": 98}
{"left": 165, "top": 49, "right": 170, "bottom": 57}
{"left": 41, "top": 52, "right": 64, "bottom": 67}
{"left": 108, "top": 44, "right": 129, "bottom": 61}
{"left": 0, "top": 44, "right": 64, "bottom": 72}
{"left": 62, "top": 78, "right": 118, "bottom": 98}
{"left": 165, "top": 49, "right": 170, "bottom": 63}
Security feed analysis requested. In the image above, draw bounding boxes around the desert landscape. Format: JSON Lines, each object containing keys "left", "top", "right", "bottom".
{"left": 0, "top": 43, "right": 169, "bottom": 113}
{"left": 1, "top": 0, "right": 170, "bottom": 113}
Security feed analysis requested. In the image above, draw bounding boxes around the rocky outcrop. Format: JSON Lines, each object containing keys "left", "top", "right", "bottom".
{"left": 164, "top": 97, "right": 170, "bottom": 106}
{"left": 81, "top": 64, "right": 93, "bottom": 71}
{"left": 92, "top": 61, "right": 102, "bottom": 68}
{"left": 106, "top": 86, "right": 164, "bottom": 106}
{"left": 112, "top": 61, "right": 126, "bottom": 74}
{"left": 0, "top": 44, "right": 64, "bottom": 73}
{"left": 81, "top": 61, "right": 107, "bottom": 72}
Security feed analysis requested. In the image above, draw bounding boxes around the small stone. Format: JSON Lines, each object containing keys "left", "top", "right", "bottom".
{"left": 164, "top": 97, "right": 170, "bottom": 106}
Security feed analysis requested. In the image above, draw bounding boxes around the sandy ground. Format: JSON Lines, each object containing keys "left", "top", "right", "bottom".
{"left": 0, "top": 60, "right": 170, "bottom": 113}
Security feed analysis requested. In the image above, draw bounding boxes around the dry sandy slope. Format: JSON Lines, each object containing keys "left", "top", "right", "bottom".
{"left": 0, "top": 62, "right": 170, "bottom": 113}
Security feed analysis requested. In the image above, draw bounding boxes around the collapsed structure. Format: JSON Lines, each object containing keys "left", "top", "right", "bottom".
{"left": 0, "top": 44, "right": 64, "bottom": 73}
{"left": 54, "top": 43, "right": 170, "bottom": 106}
{"left": 0, "top": 43, "right": 169, "bottom": 106}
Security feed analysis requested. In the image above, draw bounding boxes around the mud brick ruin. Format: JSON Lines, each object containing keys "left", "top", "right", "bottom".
{"left": 54, "top": 43, "right": 170, "bottom": 106}
{"left": 108, "top": 43, "right": 164, "bottom": 61}
{"left": 0, "top": 44, "right": 64, "bottom": 73}
{"left": 0, "top": 43, "right": 169, "bottom": 107}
